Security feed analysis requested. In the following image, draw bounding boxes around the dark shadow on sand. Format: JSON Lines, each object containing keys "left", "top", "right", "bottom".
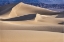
{"left": 1, "top": 14, "right": 36, "bottom": 21}
{"left": 0, "top": 3, "right": 64, "bottom": 33}
{"left": 0, "top": 3, "right": 18, "bottom": 15}
{"left": 56, "top": 13, "right": 64, "bottom": 18}
{"left": 1, "top": 25, "right": 64, "bottom": 33}
{"left": 1, "top": 14, "right": 64, "bottom": 25}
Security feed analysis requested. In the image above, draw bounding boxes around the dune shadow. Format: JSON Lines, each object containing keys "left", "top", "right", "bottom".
{"left": 15, "top": 26, "right": 64, "bottom": 33}
{"left": 1, "top": 25, "right": 64, "bottom": 33}
{"left": 1, "top": 14, "right": 36, "bottom": 21}
{"left": 0, "top": 3, "right": 18, "bottom": 15}
{"left": 56, "top": 14, "right": 64, "bottom": 18}
{"left": 0, "top": 3, "right": 64, "bottom": 33}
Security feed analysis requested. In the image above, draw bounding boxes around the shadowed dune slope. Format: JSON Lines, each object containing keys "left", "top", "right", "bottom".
{"left": 0, "top": 2, "right": 64, "bottom": 33}
{"left": 1, "top": 14, "right": 64, "bottom": 25}
{"left": 0, "top": 14, "right": 36, "bottom": 21}
{"left": 9, "top": 2, "right": 62, "bottom": 18}
{"left": 0, "top": 2, "right": 64, "bottom": 19}
{"left": 0, "top": 3, "right": 18, "bottom": 15}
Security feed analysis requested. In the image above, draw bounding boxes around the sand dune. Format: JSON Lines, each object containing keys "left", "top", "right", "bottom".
{"left": 0, "top": 2, "right": 64, "bottom": 42}
{"left": 0, "top": 3, "right": 17, "bottom": 15}
{"left": 0, "top": 21, "right": 64, "bottom": 42}
{"left": 0, "top": 21, "right": 64, "bottom": 33}
{"left": 0, "top": 2, "right": 63, "bottom": 19}
{"left": 0, "top": 3, "right": 17, "bottom": 19}
{"left": 0, "top": 2, "right": 64, "bottom": 32}
{"left": 9, "top": 2, "right": 62, "bottom": 18}
{"left": 35, "top": 14, "right": 64, "bottom": 24}
{"left": 1, "top": 13, "right": 64, "bottom": 25}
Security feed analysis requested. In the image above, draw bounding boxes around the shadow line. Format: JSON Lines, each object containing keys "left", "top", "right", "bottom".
{"left": 1, "top": 25, "right": 64, "bottom": 33}
{"left": 1, "top": 14, "right": 36, "bottom": 21}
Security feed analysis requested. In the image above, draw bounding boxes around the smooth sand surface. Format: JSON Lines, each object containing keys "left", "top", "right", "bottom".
{"left": 0, "top": 21, "right": 64, "bottom": 33}
{"left": 0, "top": 30, "right": 2, "bottom": 42}
{"left": 0, "top": 30, "right": 64, "bottom": 42}
{"left": 0, "top": 2, "right": 64, "bottom": 42}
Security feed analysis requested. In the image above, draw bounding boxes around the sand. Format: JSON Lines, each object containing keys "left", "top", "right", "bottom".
{"left": 35, "top": 13, "right": 64, "bottom": 24}
{"left": 0, "top": 2, "right": 64, "bottom": 42}
{"left": 9, "top": 2, "right": 60, "bottom": 18}
{"left": 0, "top": 30, "right": 64, "bottom": 42}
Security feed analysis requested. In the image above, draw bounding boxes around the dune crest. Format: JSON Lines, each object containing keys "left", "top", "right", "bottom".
{"left": 35, "top": 13, "right": 43, "bottom": 22}
{"left": 9, "top": 2, "right": 58, "bottom": 18}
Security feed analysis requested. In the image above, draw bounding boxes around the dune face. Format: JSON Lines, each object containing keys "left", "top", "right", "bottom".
{"left": 0, "top": 2, "right": 64, "bottom": 26}
{"left": 0, "top": 3, "right": 18, "bottom": 19}
{"left": 0, "top": 3, "right": 17, "bottom": 15}
{"left": 9, "top": 2, "right": 60, "bottom": 18}
{"left": 35, "top": 13, "right": 64, "bottom": 24}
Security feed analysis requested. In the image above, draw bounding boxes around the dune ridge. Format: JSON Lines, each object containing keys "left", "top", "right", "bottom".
{"left": 8, "top": 2, "right": 61, "bottom": 18}
{"left": 0, "top": 2, "right": 64, "bottom": 27}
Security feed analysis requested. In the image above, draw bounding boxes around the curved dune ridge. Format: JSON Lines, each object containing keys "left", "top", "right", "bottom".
{"left": 0, "top": 2, "right": 63, "bottom": 18}
{"left": 0, "top": 2, "right": 64, "bottom": 25}
{"left": 0, "top": 2, "right": 64, "bottom": 26}
{"left": 9, "top": 2, "right": 61, "bottom": 18}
